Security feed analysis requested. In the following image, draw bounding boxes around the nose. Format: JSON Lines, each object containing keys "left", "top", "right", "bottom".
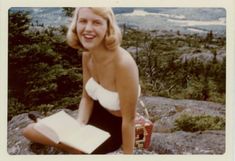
{"left": 84, "top": 22, "right": 93, "bottom": 31}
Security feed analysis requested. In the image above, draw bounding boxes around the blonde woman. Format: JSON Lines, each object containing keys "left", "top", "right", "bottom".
{"left": 23, "top": 7, "right": 140, "bottom": 154}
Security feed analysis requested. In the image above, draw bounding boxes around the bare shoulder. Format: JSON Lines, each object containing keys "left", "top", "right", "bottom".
{"left": 82, "top": 51, "right": 92, "bottom": 78}
{"left": 115, "top": 48, "right": 139, "bottom": 107}
{"left": 116, "top": 47, "right": 138, "bottom": 73}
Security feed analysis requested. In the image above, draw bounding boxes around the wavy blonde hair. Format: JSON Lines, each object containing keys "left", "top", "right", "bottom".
{"left": 67, "top": 7, "right": 122, "bottom": 50}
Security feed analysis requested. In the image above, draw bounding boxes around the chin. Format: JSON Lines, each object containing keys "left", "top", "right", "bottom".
{"left": 82, "top": 42, "right": 102, "bottom": 51}
{"left": 82, "top": 46, "right": 95, "bottom": 51}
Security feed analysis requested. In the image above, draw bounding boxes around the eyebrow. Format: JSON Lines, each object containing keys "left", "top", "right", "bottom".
{"left": 77, "top": 12, "right": 104, "bottom": 21}
{"left": 77, "top": 17, "right": 105, "bottom": 24}
{"left": 78, "top": 16, "right": 103, "bottom": 20}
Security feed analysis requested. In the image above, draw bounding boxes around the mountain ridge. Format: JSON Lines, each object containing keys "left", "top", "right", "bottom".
{"left": 9, "top": 7, "right": 226, "bottom": 35}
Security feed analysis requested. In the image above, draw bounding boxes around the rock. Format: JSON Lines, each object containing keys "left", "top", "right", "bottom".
{"left": 108, "top": 148, "right": 155, "bottom": 154}
{"left": 178, "top": 49, "right": 225, "bottom": 64}
{"left": 7, "top": 111, "right": 67, "bottom": 154}
{"left": 137, "top": 96, "right": 225, "bottom": 154}
{"left": 137, "top": 96, "right": 225, "bottom": 133}
{"left": 8, "top": 96, "right": 225, "bottom": 155}
{"left": 7, "top": 109, "right": 154, "bottom": 154}
{"left": 139, "top": 96, "right": 225, "bottom": 116}
{"left": 149, "top": 130, "right": 225, "bottom": 154}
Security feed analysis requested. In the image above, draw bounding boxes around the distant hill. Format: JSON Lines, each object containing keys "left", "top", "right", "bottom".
{"left": 9, "top": 7, "right": 226, "bottom": 35}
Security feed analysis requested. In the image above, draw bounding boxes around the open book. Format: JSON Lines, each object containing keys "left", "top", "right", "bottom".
{"left": 33, "top": 110, "right": 110, "bottom": 154}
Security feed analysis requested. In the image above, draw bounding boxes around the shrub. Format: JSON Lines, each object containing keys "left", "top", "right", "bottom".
{"left": 174, "top": 114, "right": 225, "bottom": 132}
{"left": 35, "top": 104, "right": 55, "bottom": 115}
{"left": 53, "top": 96, "right": 81, "bottom": 110}
{"left": 8, "top": 97, "right": 27, "bottom": 120}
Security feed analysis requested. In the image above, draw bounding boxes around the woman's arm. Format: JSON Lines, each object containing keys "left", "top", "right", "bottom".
{"left": 116, "top": 52, "right": 139, "bottom": 154}
{"left": 77, "top": 95, "right": 93, "bottom": 125}
{"left": 77, "top": 52, "right": 94, "bottom": 125}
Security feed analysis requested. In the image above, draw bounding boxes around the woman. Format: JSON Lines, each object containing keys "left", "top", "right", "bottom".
{"left": 23, "top": 7, "right": 140, "bottom": 154}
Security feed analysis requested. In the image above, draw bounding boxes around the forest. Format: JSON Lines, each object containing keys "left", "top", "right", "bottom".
{"left": 8, "top": 9, "right": 226, "bottom": 120}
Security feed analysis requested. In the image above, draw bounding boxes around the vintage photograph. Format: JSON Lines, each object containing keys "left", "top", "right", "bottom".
{"left": 7, "top": 7, "right": 226, "bottom": 155}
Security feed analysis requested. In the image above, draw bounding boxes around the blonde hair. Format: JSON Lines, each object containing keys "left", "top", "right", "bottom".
{"left": 67, "top": 7, "right": 122, "bottom": 50}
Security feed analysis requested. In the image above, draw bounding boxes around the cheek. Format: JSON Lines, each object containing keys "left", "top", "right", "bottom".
{"left": 76, "top": 25, "right": 82, "bottom": 34}
{"left": 100, "top": 26, "right": 108, "bottom": 37}
{"left": 76, "top": 26, "right": 83, "bottom": 40}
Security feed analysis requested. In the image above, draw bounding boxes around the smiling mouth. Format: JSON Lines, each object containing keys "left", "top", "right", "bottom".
{"left": 83, "top": 34, "right": 96, "bottom": 40}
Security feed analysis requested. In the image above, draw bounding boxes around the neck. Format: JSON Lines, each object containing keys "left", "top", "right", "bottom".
{"left": 90, "top": 46, "right": 118, "bottom": 64}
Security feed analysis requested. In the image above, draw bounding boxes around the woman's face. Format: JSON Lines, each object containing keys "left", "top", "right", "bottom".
{"left": 76, "top": 8, "right": 108, "bottom": 51}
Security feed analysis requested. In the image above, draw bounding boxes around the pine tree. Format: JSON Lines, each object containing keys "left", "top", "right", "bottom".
{"left": 8, "top": 10, "right": 31, "bottom": 46}
{"left": 62, "top": 7, "right": 75, "bottom": 17}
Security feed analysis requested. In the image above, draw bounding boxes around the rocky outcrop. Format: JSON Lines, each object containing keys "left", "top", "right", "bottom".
{"left": 7, "top": 111, "right": 69, "bottom": 154}
{"left": 137, "top": 96, "right": 225, "bottom": 154}
{"left": 8, "top": 96, "right": 225, "bottom": 155}
{"left": 137, "top": 96, "right": 225, "bottom": 132}
{"left": 150, "top": 131, "right": 225, "bottom": 154}
{"left": 178, "top": 48, "right": 225, "bottom": 64}
{"left": 7, "top": 109, "right": 154, "bottom": 155}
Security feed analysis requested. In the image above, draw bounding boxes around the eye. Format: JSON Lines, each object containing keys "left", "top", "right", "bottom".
{"left": 93, "top": 20, "right": 102, "bottom": 25}
{"left": 78, "top": 19, "right": 87, "bottom": 24}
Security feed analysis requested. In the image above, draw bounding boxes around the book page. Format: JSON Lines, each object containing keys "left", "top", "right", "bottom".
{"left": 33, "top": 122, "right": 60, "bottom": 144}
{"left": 60, "top": 125, "right": 111, "bottom": 154}
{"left": 34, "top": 111, "right": 82, "bottom": 142}
{"left": 34, "top": 110, "right": 110, "bottom": 153}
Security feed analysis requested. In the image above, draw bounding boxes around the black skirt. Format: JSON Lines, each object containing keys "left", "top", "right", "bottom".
{"left": 87, "top": 101, "right": 122, "bottom": 154}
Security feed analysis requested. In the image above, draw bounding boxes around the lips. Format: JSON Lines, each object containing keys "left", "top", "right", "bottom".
{"left": 83, "top": 34, "right": 96, "bottom": 40}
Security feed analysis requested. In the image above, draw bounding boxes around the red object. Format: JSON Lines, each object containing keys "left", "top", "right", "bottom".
{"left": 135, "top": 114, "right": 153, "bottom": 149}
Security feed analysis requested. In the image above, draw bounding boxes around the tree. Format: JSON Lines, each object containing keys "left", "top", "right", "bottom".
{"left": 8, "top": 10, "right": 83, "bottom": 118}
{"left": 62, "top": 7, "right": 75, "bottom": 17}
{"left": 8, "top": 10, "right": 31, "bottom": 46}
{"left": 206, "top": 30, "right": 214, "bottom": 43}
